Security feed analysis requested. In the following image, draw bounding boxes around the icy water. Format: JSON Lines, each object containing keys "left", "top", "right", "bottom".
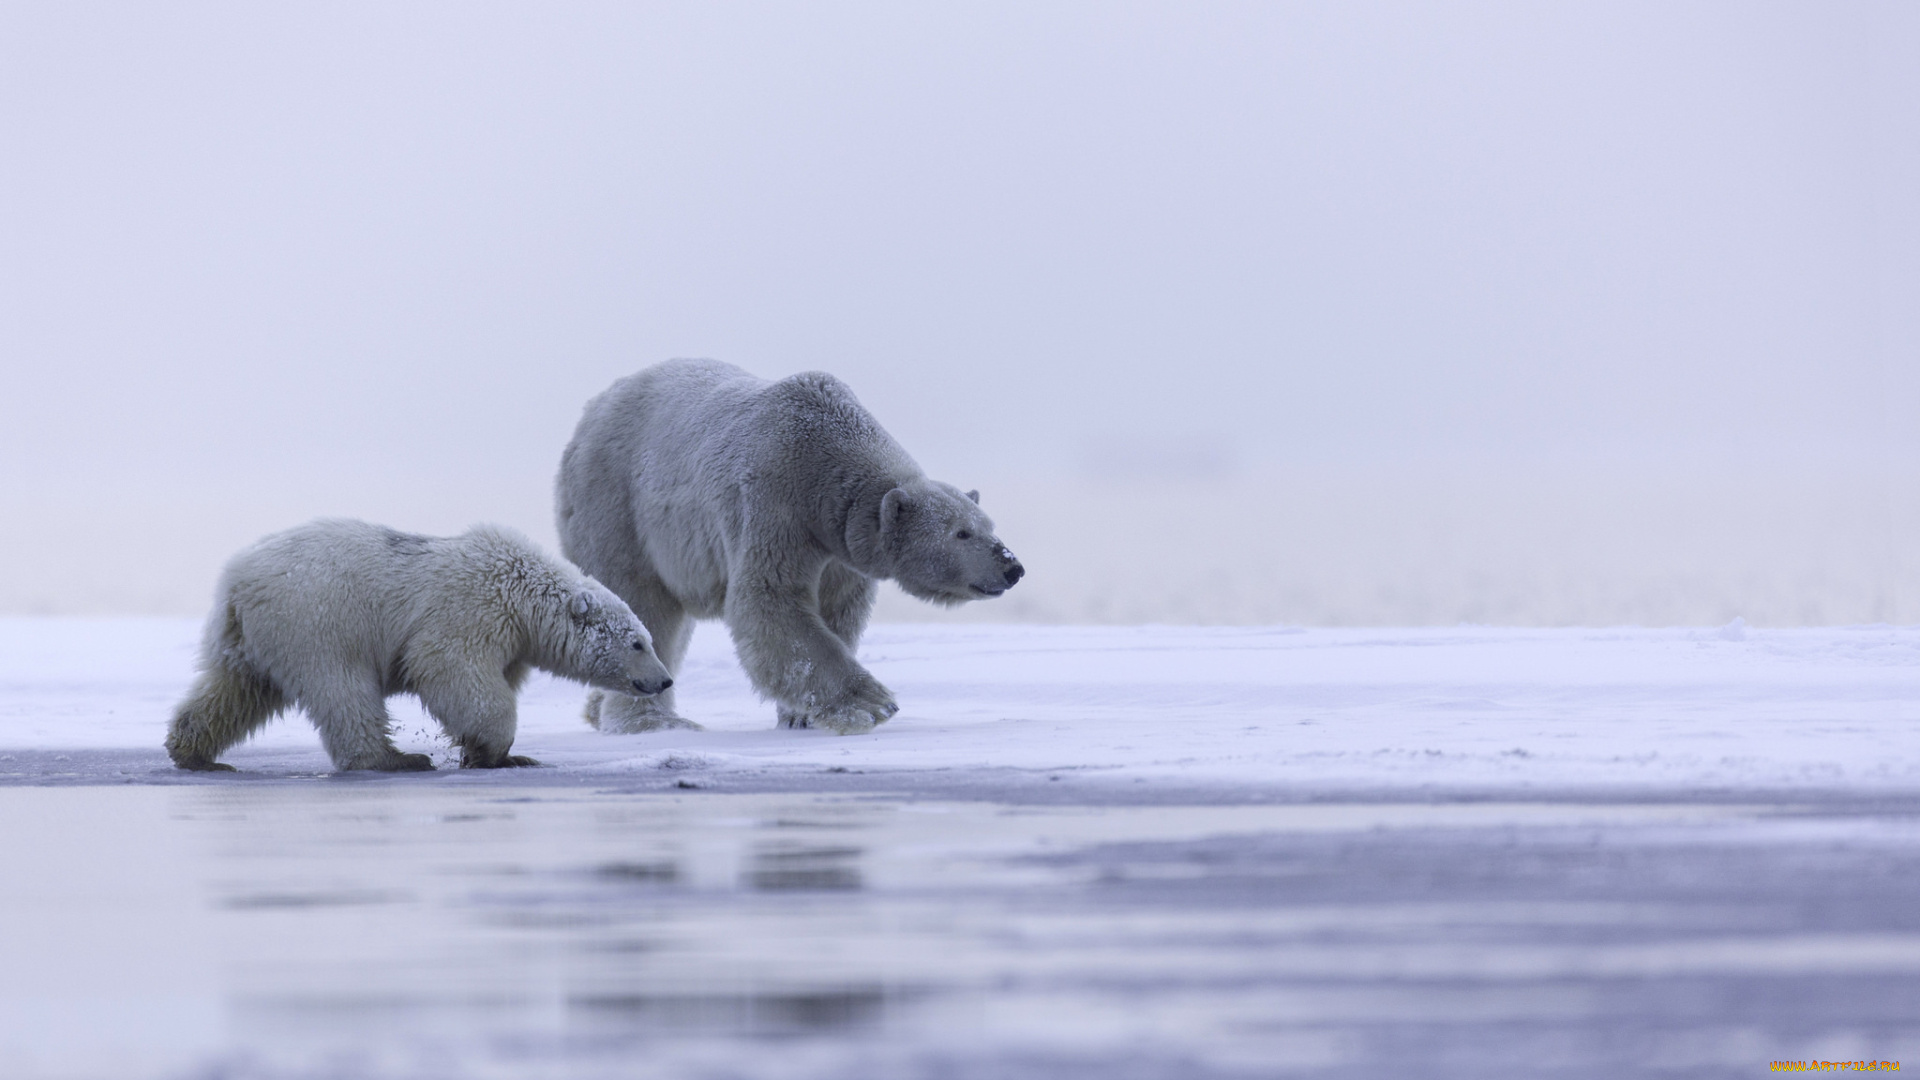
{"left": 5, "top": 783, "right": 1920, "bottom": 1079}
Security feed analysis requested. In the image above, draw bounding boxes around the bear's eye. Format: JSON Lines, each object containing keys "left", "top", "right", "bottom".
{"left": 955, "top": 530, "right": 972, "bottom": 541}
{"left": 631, "top": 640, "right": 646, "bottom": 651}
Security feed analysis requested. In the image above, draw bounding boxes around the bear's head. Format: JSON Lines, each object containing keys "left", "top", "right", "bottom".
{"left": 562, "top": 580, "right": 675, "bottom": 697}
{"left": 879, "top": 480, "right": 1025, "bottom": 606}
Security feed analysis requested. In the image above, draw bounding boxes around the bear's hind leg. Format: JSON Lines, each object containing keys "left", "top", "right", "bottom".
{"left": 304, "top": 682, "right": 433, "bottom": 772}
{"left": 588, "top": 595, "right": 703, "bottom": 734}
{"left": 166, "top": 662, "right": 286, "bottom": 771}
{"left": 591, "top": 688, "right": 705, "bottom": 733}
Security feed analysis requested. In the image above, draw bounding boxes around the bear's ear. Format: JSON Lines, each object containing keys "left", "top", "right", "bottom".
{"left": 965, "top": 489, "right": 980, "bottom": 505}
{"left": 880, "top": 488, "right": 910, "bottom": 533}
{"left": 569, "top": 590, "right": 595, "bottom": 619}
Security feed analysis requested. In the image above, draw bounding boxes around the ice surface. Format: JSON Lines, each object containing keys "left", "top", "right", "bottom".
{"left": 3, "top": 618, "right": 1919, "bottom": 1078}
{"left": 3, "top": 617, "right": 1917, "bottom": 791}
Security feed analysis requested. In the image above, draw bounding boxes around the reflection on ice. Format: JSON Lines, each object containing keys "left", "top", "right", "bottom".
{"left": 219, "top": 889, "right": 411, "bottom": 911}
{"left": 592, "top": 860, "right": 680, "bottom": 884}
{"left": 569, "top": 986, "right": 891, "bottom": 1034}
{"left": 746, "top": 845, "right": 865, "bottom": 891}
{"left": 4, "top": 786, "right": 1920, "bottom": 1078}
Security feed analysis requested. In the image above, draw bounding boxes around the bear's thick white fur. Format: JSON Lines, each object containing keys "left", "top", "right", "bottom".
{"left": 166, "top": 519, "right": 673, "bottom": 772}
{"left": 555, "top": 359, "right": 1024, "bottom": 735}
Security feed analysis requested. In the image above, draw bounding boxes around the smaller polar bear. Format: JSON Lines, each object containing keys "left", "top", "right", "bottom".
{"left": 165, "top": 519, "right": 673, "bottom": 773}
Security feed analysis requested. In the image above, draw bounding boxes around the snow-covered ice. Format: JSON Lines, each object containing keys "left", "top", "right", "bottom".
{"left": 3, "top": 618, "right": 1919, "bottom": 1078}
{"left": 4, "top": 618, "right": 1918, "bottom": 791}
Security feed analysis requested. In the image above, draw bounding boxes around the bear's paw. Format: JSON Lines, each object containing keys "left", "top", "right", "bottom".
{"left": 592, "top": 691, "right": 705, "bottom": 734}
{"left": 348, "top": 750, "right": 435, "bottom": 772}
{"left": 791, "top": 678, "right": 898, "bottom": 735}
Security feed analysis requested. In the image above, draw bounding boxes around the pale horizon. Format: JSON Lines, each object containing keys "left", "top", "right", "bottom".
{"left": 2, "top": 2, "right": 1914, "bottom": 623}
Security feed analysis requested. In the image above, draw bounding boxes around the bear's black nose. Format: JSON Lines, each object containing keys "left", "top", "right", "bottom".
{"left": 633, "top": 677, "right": 674, "bottom": 695}
{"left": 1003, "top": 562, "right": 1025, "bottom": 587}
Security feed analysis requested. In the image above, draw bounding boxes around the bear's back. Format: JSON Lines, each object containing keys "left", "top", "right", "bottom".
{"left": 577, "top": 360, "right": 905, "bottom": 472}
{"left": 215, "top": 520, "right": 438, "bottom": 677}
{"left": 557, "top": 360, "right": 924, "bottom": 605}
{"left": 219, "top": 520, "right": 561, "bottom": 681}
{"left": 225, "top": 519, "right": 420, "bottom": 597}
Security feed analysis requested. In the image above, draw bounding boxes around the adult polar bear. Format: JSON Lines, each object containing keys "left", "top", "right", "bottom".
{"left": 557, "top": 359, "right": 1024, "bottom": 735}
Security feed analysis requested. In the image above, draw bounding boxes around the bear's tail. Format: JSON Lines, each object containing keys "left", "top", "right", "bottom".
{"left": 582, "top": 690, "right": 605, "bottom": 730}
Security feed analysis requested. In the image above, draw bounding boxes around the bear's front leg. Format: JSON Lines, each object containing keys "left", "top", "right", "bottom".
{"left": 773, "top": 674, "right": 898, "bottom": 734}
{"left": 801, "top": 672, "right": 899, "bottom": 735}
{"left": 727, "top": 575, "right": 898, "bottom": 735}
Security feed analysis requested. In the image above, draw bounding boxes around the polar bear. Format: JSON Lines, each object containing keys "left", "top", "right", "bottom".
{"left": 555, "top": 359, "right": 1024, "bottom": 736}
{"left": 165, "top": 519, "right": 674, "bottom": 772}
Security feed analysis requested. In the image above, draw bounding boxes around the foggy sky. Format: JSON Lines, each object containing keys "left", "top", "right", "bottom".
{"left": 2, "top": 2, "right": 1916, "bottom": 618}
